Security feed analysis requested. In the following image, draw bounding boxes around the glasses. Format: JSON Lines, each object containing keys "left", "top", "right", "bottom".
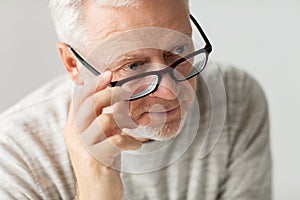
{"left": 69, "top": 14, "right": 212, "bottom": 101}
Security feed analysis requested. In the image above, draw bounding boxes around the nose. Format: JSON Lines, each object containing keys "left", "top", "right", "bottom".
{"left": 148, "top": 54, "right": 179, "bottom": 100}
{"left": 144, "top": 50, "right": 179, "bottom": 100}
{"left": 149, "top": 72, "right": 179, "bottom": 100}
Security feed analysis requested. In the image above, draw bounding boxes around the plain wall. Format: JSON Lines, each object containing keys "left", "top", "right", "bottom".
{"left": 0, "top": 0, "right": 299, "bottom": 199}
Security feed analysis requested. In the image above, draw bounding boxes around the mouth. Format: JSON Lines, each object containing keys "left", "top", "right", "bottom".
{"left": 146, "top": 105, "right": 181, "bottom": 118}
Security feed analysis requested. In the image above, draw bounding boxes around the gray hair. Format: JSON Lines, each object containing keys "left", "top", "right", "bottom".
{"left": 49, "top": 0, "right": 188, "bottom": 52}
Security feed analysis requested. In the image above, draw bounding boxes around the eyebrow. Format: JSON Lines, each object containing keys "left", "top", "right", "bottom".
{"left": 105, "top": 34, "right": 192, "bottom": 70}
{"left": 106, "top": 54, "right": 138, "bottom": 70}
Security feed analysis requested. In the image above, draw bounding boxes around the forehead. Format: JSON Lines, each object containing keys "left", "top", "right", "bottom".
{"left": 83, "top": 0, "right": 191, "bottom": 51}
{"left": 86, "top": 27, "right": 193, "bottom": 70}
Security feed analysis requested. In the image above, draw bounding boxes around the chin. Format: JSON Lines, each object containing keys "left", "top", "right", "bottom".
{"left": 123, "top": 113, "right": 187, "bottom": 141}
{"left": 150, "top": 120, "right": 182, "bottom": 141}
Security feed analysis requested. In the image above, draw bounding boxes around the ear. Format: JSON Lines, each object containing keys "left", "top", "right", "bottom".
{"left": 57, "top": 43, "right": 84, "bottom": 85}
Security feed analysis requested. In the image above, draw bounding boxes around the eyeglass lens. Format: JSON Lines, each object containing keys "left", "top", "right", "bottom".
{"left": 115, "top": 51, "right": 207, "bottom": 100}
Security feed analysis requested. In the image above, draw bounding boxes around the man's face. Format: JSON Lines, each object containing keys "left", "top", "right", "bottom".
{"left": 83, "top": 0, "right": 196, "bottom": 140}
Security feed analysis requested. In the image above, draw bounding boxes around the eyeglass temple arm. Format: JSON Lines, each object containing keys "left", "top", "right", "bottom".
{"left": 189, "top": 14, "right": 212, "bottom": 53}
{"left": 67, "top": 45, "right": 101, "bottom": 76}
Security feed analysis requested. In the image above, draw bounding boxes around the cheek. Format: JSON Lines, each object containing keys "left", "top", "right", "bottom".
{"left": 188, "top": 77, "right": 197, "bottom": 91}
{"left": 182, "top": 77, "right": 197, "bottom": 102}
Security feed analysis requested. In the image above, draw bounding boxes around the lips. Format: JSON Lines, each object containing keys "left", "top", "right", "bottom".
{"left": 144, "top": 105, "right": 181, "bottom": 120}
{"left": 130, "top": 96, "right": 188, "bottom": 124}
{"left": 148, "top": 104, "right": 179, "bottom": 114}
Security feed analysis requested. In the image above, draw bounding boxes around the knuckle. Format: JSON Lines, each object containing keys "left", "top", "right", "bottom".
{"left": 82, "top": 154, "right": 97, "bottom": 168}
{"left": 99, "top": 164, "right": 115, "bottom": 176}
{"left": 93, "top": 89, "right": 113, "bottom": 111}
{"left": 97, "top": 114, "right": 118, "bottom": 136}
{"left": 98, "top": 114, "right": 110, "bottom": 125}
{"left": 111, "top": 134, "right": 125, "bottom": 147}
{"left": 133, "top": 141, "right": 142, "bottom": 149}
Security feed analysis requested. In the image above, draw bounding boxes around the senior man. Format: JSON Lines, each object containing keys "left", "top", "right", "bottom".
{"left": 0, "top": 0, "right": 272, "bottom": 199}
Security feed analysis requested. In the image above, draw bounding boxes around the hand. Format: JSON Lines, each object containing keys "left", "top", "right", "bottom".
{"left": 63, "top": 71, "right": 142, "bottom": 200}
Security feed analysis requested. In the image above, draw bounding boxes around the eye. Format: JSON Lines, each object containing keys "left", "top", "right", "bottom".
{"left": 171, "top": 46, "right": 185, "bottom": 55}
{"left": 124, "top": 62, "right": 145, "bottom": 71}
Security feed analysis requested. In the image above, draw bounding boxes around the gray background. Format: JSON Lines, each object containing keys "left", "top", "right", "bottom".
{"left": 0, "top": 0, "right": 299, "bottom": 199}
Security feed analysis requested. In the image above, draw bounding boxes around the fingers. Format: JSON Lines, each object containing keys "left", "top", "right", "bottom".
{"left": 80, "top": 113, "right": 137, "bottom": 146}
{"left": 63, "top": 102, "right": 89, "bottom": 161}
{"left": 93, "top": 87, "right": 131, "bottom": 115}
{"left": 75, "top": 87, "right": 131, "bottom": 132}
{"left": 108, "top": 133, "right": 142, "bottom": 151}
{"left": 73, "top": 71, "right": 112, "bottom": 111}
{"left": 89, "top": 134, "right": 142, "bottom": 167}
{"left": 74, "top": 87, "right": 115, "bottom": 132}
{"left": 65, "top": 70, "right": 141, "bottom": 169}
{"left": 63, "top": 104, "right": 127, "bottom": 200}
{"left": 80, "top": 114, "right": 119, "bottom": 146}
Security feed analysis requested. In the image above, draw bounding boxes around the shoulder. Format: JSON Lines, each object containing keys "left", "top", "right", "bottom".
{"left": 0, "top": 74, "right": 76, "bottom": 198}
{"left": 196, "top": 63, "right": 270, "bottom": 153}
{"left": 219, "top": 65, "right": 269, "bottom": 126}
{"left": 0, "top": 74, "right": 73, "bottom": 132}
{"left": 218, "top": 65, "right": 270, "bottom": 156}
{"left": 0, "top": 73, "right": 73, "bottom": 153}
{"left": 0, "top": 73, "right": 74, "bottom": 153}
{"left": 202, "top": 64, "right": 269, "bottom": 120}
{"left": 0, "top": 74, "right": 73, "bottom": 119}
{"left": 220, "top": 65, "right": 267, "bottom": 103}
{"left": 197, "top": 63, "right": 268, "bottom": 122}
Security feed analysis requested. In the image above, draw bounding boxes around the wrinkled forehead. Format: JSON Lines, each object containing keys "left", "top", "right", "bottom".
{"left": 86, "top": 27, "right": 194, "bottom": 71}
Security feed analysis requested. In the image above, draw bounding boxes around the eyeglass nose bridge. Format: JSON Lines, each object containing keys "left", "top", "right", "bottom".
{"left": 154, "top": 66, "right": 178, "bottom": 85}
{"left": 145, "top": 66, "right": 180, "bottom": 96}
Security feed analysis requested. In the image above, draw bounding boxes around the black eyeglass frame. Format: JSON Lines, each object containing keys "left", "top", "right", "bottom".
{"left": 68, "top": 14, "right": 212, "bottom": 101}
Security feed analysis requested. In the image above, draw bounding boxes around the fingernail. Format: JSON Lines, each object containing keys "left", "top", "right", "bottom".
{"left": 102, "top": 71, "right": 111, "bottom": 80}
